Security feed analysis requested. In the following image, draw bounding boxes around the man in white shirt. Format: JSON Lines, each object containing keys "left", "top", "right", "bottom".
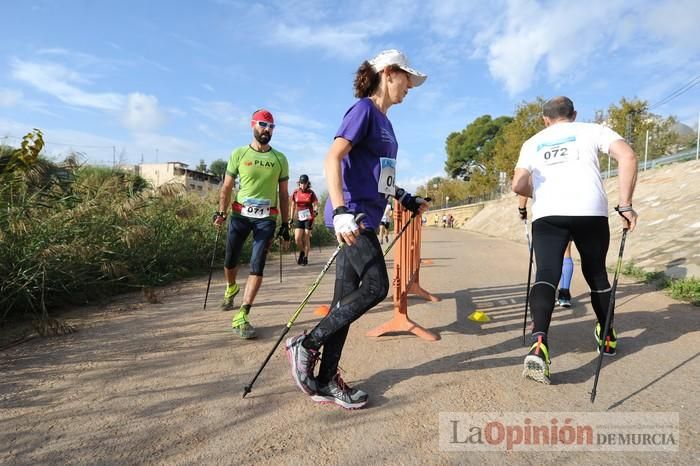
{"left": 512, "top": 96, "right": 638, "bottom": 384}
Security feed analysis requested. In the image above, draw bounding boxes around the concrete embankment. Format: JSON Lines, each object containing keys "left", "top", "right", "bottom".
{"left": 430, "top": 159, "right": 700, "bottom": 279}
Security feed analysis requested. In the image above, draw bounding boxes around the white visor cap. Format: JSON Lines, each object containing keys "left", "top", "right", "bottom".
{"left": 368, "top": 49, "right": 427, "bottom": 87}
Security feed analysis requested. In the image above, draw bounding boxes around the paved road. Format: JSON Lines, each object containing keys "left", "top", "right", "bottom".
{"left": 1, "top": 228, "right": 698, "bottom": 464}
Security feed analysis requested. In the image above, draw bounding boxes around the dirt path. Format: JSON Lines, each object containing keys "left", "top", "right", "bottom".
{"left": 1, "top": 228, "right": 698, "bottom": 465}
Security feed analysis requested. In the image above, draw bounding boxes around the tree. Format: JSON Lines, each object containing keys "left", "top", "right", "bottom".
{"left": 209, "top": 159, "right": 227, "bottom": 178}
{"left": 445, "top": 115, "right": 512, "bottom": 180}
{"left": 415, "top": 176, "right": 470, "bottom": 205}
{"left": 196, "top": 159, "right": 207, "bottom": 172}
{"left": 492, "top": 98, "right": 546, "bottom": 176}
{"left": 606, "top": 98, "right": 680, "bottom": 161}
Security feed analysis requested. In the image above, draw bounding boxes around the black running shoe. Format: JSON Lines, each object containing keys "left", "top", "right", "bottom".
{"left": 302, "top": 255, "right": 308, "bottom": 266}
{"left": 285, "top": 334, "right": 319, "bottom": 395}
{"left": 297, "top": 251, "right": 305, "bottom": 266}
{"left": 557, "top": 288, "right": 572, "bottom": 308}
{"left": 311, "top": 373, "right": 368, "bottom": 409}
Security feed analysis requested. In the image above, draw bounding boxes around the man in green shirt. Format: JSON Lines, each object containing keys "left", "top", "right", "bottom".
{"left": 213, "top": 109, "right": 290, "bottom": 338}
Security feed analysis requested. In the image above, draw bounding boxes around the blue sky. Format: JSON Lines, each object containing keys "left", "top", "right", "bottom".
{"left": 1, "top": 0, "right": 699, "bottom": 192}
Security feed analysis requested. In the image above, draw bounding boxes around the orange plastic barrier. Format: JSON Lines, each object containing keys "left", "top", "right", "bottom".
{"left": 366, "top": 201, "right": 441, "bottom": 341}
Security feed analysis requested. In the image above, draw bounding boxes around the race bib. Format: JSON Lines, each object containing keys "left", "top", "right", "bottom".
{"left": 536, "top": 136, "right": 579, "bottom": 166}
{"left": 241, "top": 198, "right": 271, "bottom": 218}
{"left": 378, "top": 157, "right": 396, "bottom": 195}
{"left": 298, "top": 208, "right": 311, "bottom": 221}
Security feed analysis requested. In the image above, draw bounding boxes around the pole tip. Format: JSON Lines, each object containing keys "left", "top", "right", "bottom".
{"left": 242, "top": 386, "right": 251, "bottom": 399}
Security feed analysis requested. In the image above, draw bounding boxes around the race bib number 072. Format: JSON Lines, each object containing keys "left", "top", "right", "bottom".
{"left": 536, "top": 136, "right": 579, "bottom": 166}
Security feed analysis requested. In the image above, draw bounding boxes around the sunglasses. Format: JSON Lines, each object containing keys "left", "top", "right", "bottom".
{"left": 254, "top": 120, "right": 276, "bottom": 130}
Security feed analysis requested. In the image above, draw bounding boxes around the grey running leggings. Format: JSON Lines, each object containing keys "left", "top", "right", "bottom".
{"left": 530, "top": 216, "right": 612, "bottom": 336}
{"left": 305, "top": 229, "right": 390, "bottom": 383}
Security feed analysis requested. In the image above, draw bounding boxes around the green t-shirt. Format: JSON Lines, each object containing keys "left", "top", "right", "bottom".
{"left": 226, "top": 145, "right": 289, "bottom": 219}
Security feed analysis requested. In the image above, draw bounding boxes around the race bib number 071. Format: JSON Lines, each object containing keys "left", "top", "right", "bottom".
{"left": 536, "top": 136, "right": 579, "bottom": 166}
{"left": 241, "top": 198, "right": 271, "bottom": 218}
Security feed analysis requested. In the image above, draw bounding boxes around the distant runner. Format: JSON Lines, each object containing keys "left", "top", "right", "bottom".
{"left": 289, "top": 174, "right": 319, "bottom": 266}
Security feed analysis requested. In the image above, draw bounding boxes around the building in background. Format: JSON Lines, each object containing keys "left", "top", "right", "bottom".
{"left": 136, "top": 162, "right": 221, "bottom": 195}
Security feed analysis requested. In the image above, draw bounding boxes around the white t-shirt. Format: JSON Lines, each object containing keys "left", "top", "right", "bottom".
{"left": 516, "top": 122, "right": 624, "bottom": 221}
{"left": 381, "top": 203, "right": 392, "bottom": 223}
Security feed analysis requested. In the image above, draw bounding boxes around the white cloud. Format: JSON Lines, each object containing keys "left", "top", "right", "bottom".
{"left": 202, "top": 83, "right": 215, "bottom": 93}
{"left": 646, "top": 0, "right": 700, "bottom": 52}
{"left": 121, "top": 93, "right": 167, "bottom": 132}
{"left": 36, "top": 48, "right": 108, "bottom": 67}
{"left": 269, "top": 0, "right": 416, "bottom": 59}
{"left": 10, "top": 59, "right": 124, "bottom": 110}
{"left": 131, "top": 132, "right": 199, "bottom": 161}
{"left": 189, "top": 97, "right": 248, "bottom": 128}
{"left": 480, "top": 0, "right": 631, "bottom": 95}
{"left": 274, "top": 110, "right": 326, "bottom": 131}
{"left": 0, "top": 88, "right": 23, "bottom": 107}
{"left": 401, "top": 171, "right": 444, "bottom": 193}
{"left": 197, "top": 123, "right": 228, "bottom": 144}
{"left": 428, "top": 1, "right": 491, "bottom": 39}
{"left": 272, "top": 23, "right": 373, "bottom": 59}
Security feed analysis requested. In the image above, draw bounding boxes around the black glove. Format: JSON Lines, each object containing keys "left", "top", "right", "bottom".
{"left": 395, "top": 187, "right": 426, "bottom": 214}
{"left": 518, "top": 207, "right": 527, "bottom": 220}
{"left": 277, "top": 222, "right": 291, "bottom": 241}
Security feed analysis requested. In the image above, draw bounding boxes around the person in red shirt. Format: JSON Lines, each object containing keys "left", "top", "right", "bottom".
{"left": 289, "top": 174, "right": 319, "bottom": 265}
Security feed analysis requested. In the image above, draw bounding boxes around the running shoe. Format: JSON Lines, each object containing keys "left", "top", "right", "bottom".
{"left": 522, "top": 335, "right": 551, "bottom": 384}
{"left": 231, "top": 308, "right": 256, "bottom": 339}
{"left": 297, "top": 251, "right": 305, "bottom": 266}
{"left": 221, "top": 283, "right": 240, "bottom": 311}
{"left": 595, "top": 322, "right": 618, "bottom": 356}
{"left": 302, "top": 255, "right": 308, "bottom": 266}
{"left": 285, "top": 334, "right": 320, "bottom": 395}
{"left": 311, "top": 373, "right": 368, "bottom": 409}
{"left": 557, "top": 288, "right": 572, "bottom": 308}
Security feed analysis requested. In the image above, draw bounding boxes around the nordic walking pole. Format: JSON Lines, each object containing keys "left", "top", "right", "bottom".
{"left": 590, "top": 227, "right": 628, "bottom": 403}
{"left": 203, "top": 228, "right": 221, "bottom": 310}
{"left": 522, "top": 219, "right": 534, "bottom": 344}
{"left": 242, "top": 213, "right": 366, "bottom": 398}
{"left": 279, "top": 236, "right": 283, "bottom": 283}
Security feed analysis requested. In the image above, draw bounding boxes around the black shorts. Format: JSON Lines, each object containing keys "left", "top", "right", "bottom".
{"left": 294, "top": 219, "right": 314, "bottom": 230}
{"left": 224, "top": 216, "right": 276, "bottom": 276}
{"left": 380, "top": 221, "right": 390, "bottom": 229}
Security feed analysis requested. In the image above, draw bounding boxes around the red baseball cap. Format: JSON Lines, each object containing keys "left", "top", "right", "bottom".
{"left": 251, "top": 109, "right": 274, "bottom": 127}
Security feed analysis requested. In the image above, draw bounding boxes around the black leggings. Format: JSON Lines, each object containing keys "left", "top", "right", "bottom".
{"left": 304, "top": 230, "right": 390, "bottom": 384}
{"left": 530, "top": 216, "right": 612, "bottom": 336}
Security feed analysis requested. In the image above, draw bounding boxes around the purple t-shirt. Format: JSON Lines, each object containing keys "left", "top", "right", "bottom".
{"left": 325, "top": 98, "right": 398, "bottom": 230}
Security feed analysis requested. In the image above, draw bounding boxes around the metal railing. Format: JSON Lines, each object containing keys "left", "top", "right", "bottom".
{"left": 602, "top": 147, "right": 698, "bottom": 179}
{"left": 430, "top": 146, "right": 698, "bottom": 211}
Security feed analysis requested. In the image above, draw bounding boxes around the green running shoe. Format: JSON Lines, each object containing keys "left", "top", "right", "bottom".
{"left": 595, "top": 322, "right": 617, "bottom": 356}
{"left": 523, "top": 335, "right": 551, "bottom": 385}
{"left": 231, "top": 308, "right": 256, "bottom": 339}
{"left": 221, "top": 283, "right": 240, "bottom": 311}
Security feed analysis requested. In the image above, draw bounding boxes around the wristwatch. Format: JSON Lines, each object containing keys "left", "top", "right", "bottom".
{"left": 332, "top": 206, "right": 350, "bottom": 217}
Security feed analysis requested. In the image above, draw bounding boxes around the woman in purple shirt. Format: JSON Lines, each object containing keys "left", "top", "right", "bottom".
{"left": 286, "top": 49, "right": 429, "bottom": 409}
